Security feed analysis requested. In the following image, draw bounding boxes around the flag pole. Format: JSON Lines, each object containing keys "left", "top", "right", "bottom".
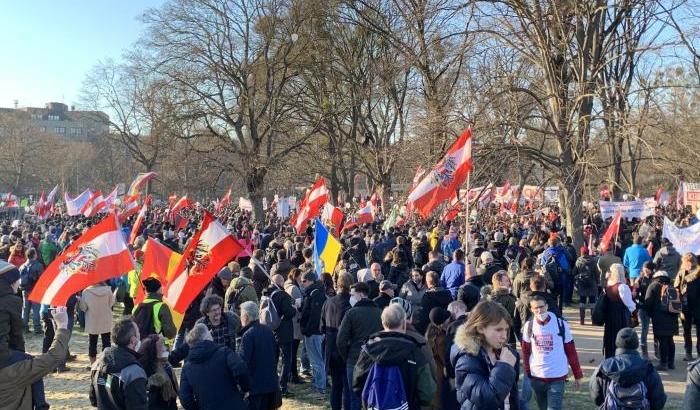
{"left": 464, "top": 172, "right": 471, "bottom": 255}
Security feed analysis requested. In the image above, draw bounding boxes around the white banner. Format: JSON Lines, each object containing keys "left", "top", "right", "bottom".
{"left": 599, "top": 198, "right": 656, "bottom": 220}
{"left": 238, "top": 197, "right": 252, "bottom": 212}
{"left": 277, "top": 196, "right": 290, "bottom": 219}
{"left": 662, "top": 217, "right": 700, "bottom": 255}
{"left": 684, "top": 182, "right": 700, "bottom": 209}
{"left": 544, "top": 186, "right": 559, "bottom": 204}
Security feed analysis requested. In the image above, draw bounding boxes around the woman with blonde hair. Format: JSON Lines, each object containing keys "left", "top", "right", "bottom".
{"left": 599, "top": 263, "right": 636, "bottom": 358}
{"left": 450, "top": 300, "right": 519, "bottom": 409}
{"left": 675, "top": 253, "right": 700, "bottom": 360}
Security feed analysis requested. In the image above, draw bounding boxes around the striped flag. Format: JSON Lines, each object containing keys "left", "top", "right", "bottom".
{"left": 29, "top": 213, "right": 134, "bottom": 306}
{"left": 81, "top": 190, "right": 105, "bottom": 217}
{"left": 128, "top": 172, "right": 158, "bottom": 196}
{"left": 165, "top": 211, "right": 243, "bottom": 313}
{"left": 64, "top": 189, "right": 93, "bottom": 216}
{"left": 313, "top": 218, "right": 341, "bottom": 277}
{"left": 134, "top": 238, "right": 183, "bottom": 305}
{"left": 129, "top": 196, "right": 150, "bottom": 245}
{"left": 292, "top": 178, "right": 329, "bottom": 233}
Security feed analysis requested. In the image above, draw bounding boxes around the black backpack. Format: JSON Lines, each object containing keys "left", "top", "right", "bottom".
{"left": 604, "top": 378, "right": 650, "bottom": 410}
{"left": 575, "top": 259, "right": 597, "bottom": 288}
{"left": 542, "top": 253, "right": 562, "bottom": 293}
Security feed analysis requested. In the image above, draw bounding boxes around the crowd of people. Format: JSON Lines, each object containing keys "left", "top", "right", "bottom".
{"left": 0, "top": 199, "right": 699, "bottom": 409}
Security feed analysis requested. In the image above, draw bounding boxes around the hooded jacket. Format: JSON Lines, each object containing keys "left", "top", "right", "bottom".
{"left": 653, "top": 245, "right": 681, "bottom": 278}
{"left": 352, "top": 331, "right": 436, "bottom": 410}
{"left": 79, "top": 284, "right": 115, "bottom": 335}
{"left": 450, "top": 329, "right": 520, "bottom": 410}
{"left": 0, "top": 272, "right": 23, "bottom": 366}
{"left": 337, "top": 298, "right": 383, "bottom": 364}
{"left": 225, "top": 276, "right": 258, "bottom": 311}
{"left": 590, "top": 348, "right": 666, "bottom": 410}
{"left": 179, "top": 340, "right": 249, "bottom": 410}
{"left": 90, "top": 346, "right": 148, "bottom": 410}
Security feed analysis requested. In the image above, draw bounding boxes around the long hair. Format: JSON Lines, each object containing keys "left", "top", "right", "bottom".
{"left": 137, "top": 334, "right": 161, "bottom": 376}
{"left": 454, "top": 301, "right": 512, "bottom": 355}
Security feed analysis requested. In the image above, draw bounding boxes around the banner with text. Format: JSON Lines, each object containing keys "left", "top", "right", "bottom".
{"left": 662, "top": 217, "right": 700, "bottom": 255}
{"left": 684, "top": 182, "right": 700, "bottom": 209}
{"left": 599, "top": 198, "right": 656, "bottom": 220}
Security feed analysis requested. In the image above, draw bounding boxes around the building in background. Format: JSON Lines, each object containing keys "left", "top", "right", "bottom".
{"left": 0, "top": 102, "right": 108, "bottom": 139}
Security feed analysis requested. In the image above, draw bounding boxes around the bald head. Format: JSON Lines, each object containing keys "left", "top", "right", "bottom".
{"left": 370, "top": 263, "right": 382, "bottom": 280}
{"left": 272, "top": 274, "right": 284, "bottom": 287}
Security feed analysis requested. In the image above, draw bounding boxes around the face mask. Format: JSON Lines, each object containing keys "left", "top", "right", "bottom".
{"left": 349, "top": 296, "right": 358, "bottom": 307}
{"left": 159, "top": 350, "right": 170, "bottom": 359}
{"left": 536, "top": 312, "right": 548, "bottom": 321}
{"left": 134, "top": 339, "right": 142, "bottom": 352}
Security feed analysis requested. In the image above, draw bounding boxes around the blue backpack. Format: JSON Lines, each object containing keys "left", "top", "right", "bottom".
{"left": 361, "top": 362, "right": 409, "bottom": 410}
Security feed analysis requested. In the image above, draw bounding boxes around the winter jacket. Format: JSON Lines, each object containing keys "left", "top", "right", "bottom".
{"left": 206, "top": 276, "right": 227, "bottom": 300}
{"left": 653, "top": 245, "right": 681, "bottom": 278}
{"left": 270, "top": 259, "right": 293, "bottom": 283}
{"left": 366, "top": 279, "right": 380, "bottom": 300}
{"left": 265, "top": 285, "right": 296, "bottom": 344}
{"left": 590, "top": 348, "right": 666, "bottom": 410}
{"left": 476, "top": 262, "right": 502, "bottom": 288}
{"left": 399, "top": 280, "right": 427, "bottom": 308}
{"left": 644, "top": 277, "right": 679, "bottom": 337}
{"left": 440, "top": 261, "right": 466, "bottom": 299}
{"left": 79, "top": 284, "right": 115, "bottom": 335}
{"left": 512, "top": 270, "right": 537, "bottom": 301}
{"left": 300, "top": 282, "right": 326, "bottom": 336}
{"left": 353, "top": 331, "right": 437, "bottom": 409}
{"left": 348, "top": 236, "right": 368, "bottom": 269}
{"left": 8, "top": 249, "right": 26, "bottom": 269}
{"left": 685, "top": 358, "right": 700, "bottom": 410}
{"left": 248, "top": 258, "right": 270, "bottom": 299}
{"left": 450, "top": 330, "right": 520, "bottom": 410}
{"left": 38, "top": 239, "right": 59, "bottom": 267}
{"left": 337, "top": 298, "right": 383, "bottom": 364}
{"left": 179, "top": 340, "right": 249, "bottom": 410}
{"left": 388, "top": 264, "right": 409, "bottom": 287}
{"left": 675, "top": 268, "right": 700, "bottom": 317}
{"left": 538, "top": 245, "right": 571, "bottom": 274}
{"left": 414, "top": 287, "right": 453, "bottom": 335}
{"left": 573, "top": 255, "right": 599, "bottom": 297}
{"left": 132, "top": 294, "right": 177, "bottom": 340}
{"left": 623, "top": 244, "right": 652, "bottom": 279}
{"left": 225, "top": 276, "right": 258, "bottom": 312}
{"left": 322, "top": 292, "right": 351, "bottom": 369}
{"left": 422, "top": 259, "right": 446, "bottom": 276}
{"left": 284, "top": 279, "right": 303, "bottom": 340}
{"left": 0, "top": 328, "right": 69, "bottom": 410}
{"left": 0, "top": 269, "right": 23, "bottom": 366}
{"left": 373, "top": 292, "right": 392, "bottom": 311}
{"left": 90, "top": 345, "right": 148, "bottom": 410}
{"left": 238, "top": 320, "right": 279, "bottom": 395}
{"left": 18, "top": 259, "right": 42, "bottom": 292}
{"left": 195, "top": 311, "right": 241, "bottom": 350}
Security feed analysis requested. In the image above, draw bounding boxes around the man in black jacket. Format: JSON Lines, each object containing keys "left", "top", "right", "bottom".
{"left": 590, "top": 328, "right": 666, "bottom": 410}
{"left": 422, "top": 251, "right": 446, "bottom": 276}
{"left": 266, "top": 274, "right": 296, "bottom": 397}
{"left": 90, "top": 317, "right": 148, "bottom": 409}
{"left": 373, "top": 280, "right": 395, "bottom": 310}
{"left": 413, "top": 271, "right": 453, "bottom": 335}
{"left": 337, "top": 282, "right": 383, "bottom": 410}
{"left": 322, "top": 273, "right": 353, "bottom": 410}
{"left": 299, "top": 272, "right": 328, "bottom": 395}
{"left": 457, "top": 264, "right": 480, "bottom": 311}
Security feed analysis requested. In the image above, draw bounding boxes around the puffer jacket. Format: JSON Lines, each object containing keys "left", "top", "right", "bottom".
{"left": 225, "top": 276, "right": 258, "bottom": 311}
{"left": 685, "top": 358, "right": 700, "bottom": 410}
{"left": 590, "top": 348, "right": 666, "bottom": 410}
{"left": 450, "top": 329, "right": 520, "bottom": 410}
{"left": 0, "top": 266, "right": 23, "bottom": 366}
{"left": 90, "top": 346, "right": 148, "bottom": 410}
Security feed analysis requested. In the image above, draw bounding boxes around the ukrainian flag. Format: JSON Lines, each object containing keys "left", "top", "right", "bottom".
{"left": 314, "top": 218, "right": 342, "bottom": 277}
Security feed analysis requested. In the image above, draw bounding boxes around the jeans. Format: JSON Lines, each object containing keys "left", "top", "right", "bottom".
{"left": 300, "top": 339, "right": 311, "bottom": 373}
{"left": 520, "top": 376, "right": 532, "bottom": 410}
{"left": 639, "top": 309, "right": 650, "bottom": 348}
{"left": 292, "top": 339, "right": 301, "bottom": 379}
{"left": 304, "top": 334, "right": 326, "bottom": 392}
{"left": 278, "top": 341, "right": 294, "bottom": 392}
{"left": 530, "top": 379, "right": 565, "bottom": 410}
{"left": 346, "top": 363, "right": 361, "bottom": 410}
{"left": 88, "top": 333, "right": 111, "bottom": 358}
{"left": 22, "top": 290, "right": 41, "bottom": 332}
{"left": 329, "top": 359, "right": 350, "bottom": 410}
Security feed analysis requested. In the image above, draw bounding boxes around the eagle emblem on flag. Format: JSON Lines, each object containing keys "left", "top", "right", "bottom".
{"left": 430, "top": 155, "right": 458, "bottom": 188}
{"left": 60, "top": 244, "right": 99, "bottom": 276}
{"left": 185, "top": 240, "right": 211, "bottom": 276}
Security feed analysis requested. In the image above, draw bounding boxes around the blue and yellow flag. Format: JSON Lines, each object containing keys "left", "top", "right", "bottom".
{"left": 313, "top": 218, "right": 342, "bottom": 277}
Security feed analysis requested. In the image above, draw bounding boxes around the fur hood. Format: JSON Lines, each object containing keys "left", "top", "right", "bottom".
{"left": 453, "top": 323, "right": 482, "bottom": 356}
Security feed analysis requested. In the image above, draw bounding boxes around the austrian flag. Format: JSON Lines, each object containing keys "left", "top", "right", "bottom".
{"left": 29, "top": 214, "right": 134, "bottom": 306}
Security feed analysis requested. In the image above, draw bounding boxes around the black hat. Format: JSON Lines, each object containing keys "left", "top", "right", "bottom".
{"left": 429, "top": 307, "right": 451, "bottom": 326}
{"left": 615, "top": 327, "right": 639, "bottom": 350}
{"left": 142, "top": 277, "right": 162, "bottom": 293}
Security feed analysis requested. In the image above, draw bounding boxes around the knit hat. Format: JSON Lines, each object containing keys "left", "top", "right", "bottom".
{"left": 0, "top": 261, "right": 20, "bottom": 285}
{"left": 217, "top": 267, "right": 233, "bottom": 281}
{"left": 615, "top": 327, "right": 639, "bottom": 350}
{"left": 390, "top": 297, "right": 412, "bottom": 318}
{"left": 429, "top": 307, "right": 451, "bottom": 326}
{"left": 142, "top": 277, "right": 162, "bottom": 293}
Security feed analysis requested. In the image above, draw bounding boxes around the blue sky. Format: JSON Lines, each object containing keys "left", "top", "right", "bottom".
{"left": 0, "top": 1, "right": 165, "bottom": 109}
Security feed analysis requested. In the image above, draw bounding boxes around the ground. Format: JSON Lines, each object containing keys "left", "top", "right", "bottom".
{"left": 26, "top": 307, "right": 687, "bottom": 409}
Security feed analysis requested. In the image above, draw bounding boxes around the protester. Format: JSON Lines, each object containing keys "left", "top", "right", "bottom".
{"left": 366, "top": 262, "right": 382, "bottom": 300}
{"left": 337, "top": 281, "right": 383, "bottom": 410}
{"left": 79, "top": 281, "right": 114, "bottom": 367}
{"left": 451, "top": 300, "right": 520, "bottom": 409}
{"left": 399, "top": 268, "right": 427, "bottom": 307}
{"left": 635, "top": 261, "right": 655, "bottom": 359}
{"left": 132, "top": 277, "right": 177, "bottom": 340}
{"left": 440, "top": 249, "right": 466, "bottom": 299}
{"left": 321, "top": 273, "right": 353, "bottom": 410}
{"left": 457, "top": 264, "right": 481, "bottom": 311}
{"left": 476, "top": 251, "right": 501, "bottom": 288}
{"left": 373, "top": 280, "right": 395, "bottom": 310}
{"left": 422, "top": 250, "right": 446, "bottom": 276}
{"left": 599, "top": 263, "right": 636, "bottom": 358}
{"left": 537, "top": 236, "right": 572, "bottom": 310}
{"left": 490, "top": 270, "right": 517, "bottom": 347}
{"left": 623, "top": 233, "right": 652, "bottom": 282}
{"left": 299, "top": 271, "right": 328, "bottom": 396}
{"left": 284, "top": 268, "right": 305, "bottom": 384}
{"left": 0, "top": 260, "right": 24, "bottom": 366}
{"left": 19, "top": 247, "right": 43, "bottom": 334}
{"left": 522, "top": 295, "right": 583, "bottom": 410}
{"left": 195, "top": 294, "right": 240, "bottom": 350}
{"left": 675, "top": 253, "right": 700, "bottom": 361}
{"left": 178, "top": 323, "right": 249, "bottom": 409}
{"left": 238, "top": 301, "right": 282, "bottom": 409}
{"left": 414, "top": 270, "right": 453, "bottom": 335}
{"left": 590, "top": 328, "right": 666, "bottom": 410}
{"left": 425, "top": 306, "right": 451, "bottom": 409}
{"left": 206, "top": 266, "right": 232, "bottom": 299}
{"left": 644, "top": 271, "right": 680, "bottom": 370}
{"left": 90, "top": 317, "right": 148, "bottom": 409}
{"left": 265, "top": 274, "right": 296, "bottom": 396}
{"left": 653, "top": 238, "right": 681, "bottom": 278}
{"left": 137, "top": 335, "right": 179, "bottom": 410}
{"left": 225, "top": 266, "right": 258, "bottom": 312}
{"left": 573, "top": 246, "right": 598, "bottom": 325}
{"left": 352, "top": 304, "right": 436, "bottom": 410}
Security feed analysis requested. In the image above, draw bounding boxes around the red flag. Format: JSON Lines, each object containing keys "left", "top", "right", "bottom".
{"left": 293, "top": 178, "right": 329, "bottom": 233}
{"left": 81, "top": 190, "right": 106, "bottom": 217}
{"left": 36, "top": 191, "right": 47, "bottom": 219}
{"left": 647, "top": 241, "right": 654, "bottom": 257}
{"left": 341, "top": 202, "right": 374, "bottom": 232}
{"left": 600, "top": 211, "right": 622, "bottom": 253}
{"left": 135, "top": 238, "right": 183, "bottom": 305}
{"left": 169, "top": 193, "right": 178, "bottom": 209}
{"left": 118, "top": 194, "right": 141, "bottom": 223}
{"left": 321, "top": 203, "right": 344, "bottom": 231}
{"left": 128, "top": 172, "right": 158, "bottom": 196}
{"left": 441, "top": 193, "right": 461, "bottom": 222}
{"left": 407, "top": 127, "right": 472, "bottom": 218}
{"left": 129, "top": 196, "right": 150, "bottom": 245}
{"left": 165, "top": 211, "right": 243, "bottom": 313}
{"left": 29, "top": 214, "right": 134, "bottom": 306}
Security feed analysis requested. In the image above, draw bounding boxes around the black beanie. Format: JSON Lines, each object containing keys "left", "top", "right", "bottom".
{"left": 429, "top": 307, "right": 451, "bottom": 326}
{"left": 0, "top": 261, "right": 20, "bottom": 285}
{"left": 142, "top": 277, "right": 162, "bottom": 293}
{"left": 615, "top": 327, "right": 639, "bottom": 350}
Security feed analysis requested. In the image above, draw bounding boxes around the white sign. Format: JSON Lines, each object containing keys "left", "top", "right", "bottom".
{"left": 238, "top": 197, "right": 253, "bottom": 212}
{"left": 277, "top": 196, "right": 290, "bottom": 219}
{"left": 544, "top": 186, "right": 559, "bottom": 204}
{"left": 599, "top": 198, "right": 656, "bottom": 220}
{"left": 684, "top": 182, "right": 700, "bottom": 209}
{"left": 662, "top": 217, "right": 700, "bottom": 255}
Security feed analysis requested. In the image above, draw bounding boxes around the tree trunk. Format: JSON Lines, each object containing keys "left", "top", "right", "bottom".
{"left": 377, "top": 171, "right": 392, "bottom": 212}
{"left": 245, "top": 167, "right": 267, "bottom": 221}
{"left": 560, "top": 164, "right": 586, "bottom": 249}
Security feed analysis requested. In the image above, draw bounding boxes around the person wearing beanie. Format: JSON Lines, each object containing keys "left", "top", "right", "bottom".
{"left": 132, "top": 277, "right": 177, "bottom": 340}
{"left": 573, "top": 244, "right": 599, "bottom": 325}
{"left": 590, "top": 327, "right": 666, "bottom": 410}
{"left": 206, "top": 266, "right": 232, "bottom": 300}
{"left": 644, "top": 270, "right": 680, "bottom": 371}
{"left": 0, "top": 260, "right": 24, "bottom": 366}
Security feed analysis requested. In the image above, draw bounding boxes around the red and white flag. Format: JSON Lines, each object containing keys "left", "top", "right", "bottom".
{"left": 127, "top": 172, "right": 157, "bottom": 196}
{"left": 64, "top": 189, "right": 93, "bottom": 216}
{"left": 129, "top": 196, "right": 150, "bottom": 245}
{"left": 29, "top": 214, "right": 134, "bottom": 306}
{"left": 81, "top": 190, "right": 106, "bottom": 217}
{"left": 341, "top": 202, "right": 374, "bottom": 232}
{"left": 170, "top": 196, "right": 194, "bottom": 231}
{"left": 321, "top": 203, "right": 344, "bottom": 231}
{"left": 599, "top": 210, "right": 622, "bottom": 253}
{"left": 165, "top": 211, "right": 243, "bottom": 313}
{"left": 37, "top": 185, "right": 60, "bottom": 219}
{"left": 407, "top": 127, "right": 473, "bottom": 218}
{"left": 441, "top": 193, "right": 462, "bottom": 222}
{"left": 292, "top": 178, "right": 329, "bottom": 233}
{"left": 214, "top": 189, "right": 232, "bottom": 213}
{"left": 36, "top": 191, "right": 47, "bottom": 219}
{"left": 101, "top": 186, "right": 120, "bottom": 212}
